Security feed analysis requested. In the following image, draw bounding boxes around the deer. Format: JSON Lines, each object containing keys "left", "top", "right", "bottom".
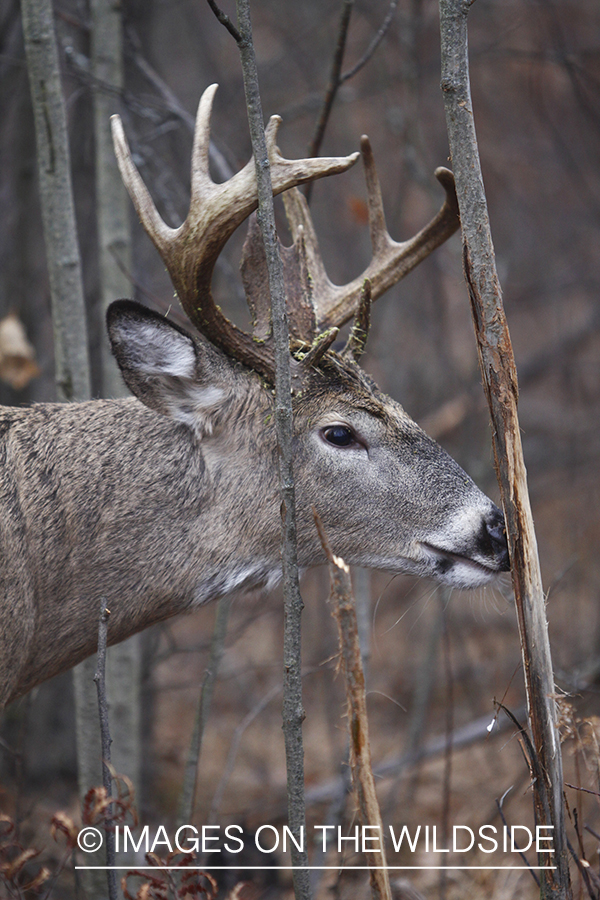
{"left": 0, "top": 85, "right": 509, "bottom": 710}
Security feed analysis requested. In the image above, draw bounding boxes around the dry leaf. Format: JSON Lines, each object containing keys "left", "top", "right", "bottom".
{"left": 0, "top": 313, "right": 39, "bottom": 389}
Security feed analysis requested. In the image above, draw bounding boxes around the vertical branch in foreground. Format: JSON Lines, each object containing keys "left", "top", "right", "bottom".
{"left": 315, "top": 514, "right": 392, "bottom": 900}
{"left": 212, "top": 2, "right": 311, "bottom": 896}
{"left": 91, "top": 0, "right": 142, "bottom": 809}
{"left": 93, "top": 602, "right": 118, "bottom": 900}
{"left": 438, "top": 2, "right": 571, "bottom": 897}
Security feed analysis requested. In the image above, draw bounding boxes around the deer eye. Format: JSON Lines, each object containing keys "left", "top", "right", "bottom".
{"left": 322, "top": 425, "right": 356, "bottom": 447}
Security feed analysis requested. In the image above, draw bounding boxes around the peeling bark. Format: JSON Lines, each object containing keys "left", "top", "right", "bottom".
{"left": 439, "top": 2, "right": 571, "bottom": 897}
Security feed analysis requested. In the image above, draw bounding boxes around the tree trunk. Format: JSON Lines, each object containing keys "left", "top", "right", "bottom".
{"left": 20, "top": 3, "right": 105, "bottom": 896}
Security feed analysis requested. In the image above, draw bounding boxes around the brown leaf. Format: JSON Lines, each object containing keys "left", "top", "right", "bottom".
{"left": 22, "top": 865, "right": 51, "bottom": 891}
{"left": 3, "top": 847, "right": 40, "bottom": 880}
{"left": 51, "top": 811, "right": 80, "bottom": 849}
{"left": 0, "top": 313, "right": 39, "bottom": 390}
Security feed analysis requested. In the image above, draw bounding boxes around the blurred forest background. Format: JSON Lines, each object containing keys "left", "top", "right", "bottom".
{"left": 1, "top": 1, "right": 600, "bottom": 898}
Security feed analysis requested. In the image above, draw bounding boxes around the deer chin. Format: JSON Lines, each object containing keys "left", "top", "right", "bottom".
{"left": 418, "top": 542, "right": 505, "bottom": 588}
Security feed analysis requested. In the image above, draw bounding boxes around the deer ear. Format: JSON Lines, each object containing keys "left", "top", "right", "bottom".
{"left": 107, "top": 300, "right": 229, "bottom": 435}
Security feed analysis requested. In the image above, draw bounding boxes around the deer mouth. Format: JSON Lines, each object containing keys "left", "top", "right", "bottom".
{"left": 419, "top": 542, "right": 505, "bottom": 588}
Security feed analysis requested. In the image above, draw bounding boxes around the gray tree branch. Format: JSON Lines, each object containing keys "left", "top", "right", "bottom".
{"left": 93, "top": 602, "right": 118, "bottom": 900}
{"left": 207, "top": 1, "right": 313, "bottom": 896}
{"left": 438, "top": 1, "right": 571, "bottom": 896}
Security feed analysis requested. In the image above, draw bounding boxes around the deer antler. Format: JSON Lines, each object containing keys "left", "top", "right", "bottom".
{"left": 271, "top": 137, "right": 460, "bottom": 342}
{"left": 111, "top": 83, "right": 359, "bottom": 378}
{"left": 113, "top": 83, "right": 459, "bottom": 380}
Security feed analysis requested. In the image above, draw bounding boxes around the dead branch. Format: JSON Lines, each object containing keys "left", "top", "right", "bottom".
{"left": 438, "top": 1, "right": 571, "bottom": 896}
{"left": 93, "top": 601, "right": 117, "bottom": 900}
{"left": 206, "top": 1, "right": 313, "bottom": 896}
{"left": 306, "top": 0, "right": 354, "bottom": 201}
{"left": 315, "top": 511, "right": 392, "bottom": 900}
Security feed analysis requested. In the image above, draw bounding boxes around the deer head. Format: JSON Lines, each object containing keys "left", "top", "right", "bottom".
{"left": 108, "top": 84, "right": 507, "bottom": 590}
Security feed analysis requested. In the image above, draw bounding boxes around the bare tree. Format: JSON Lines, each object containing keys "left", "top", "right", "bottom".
{"left": 19, "top": 1, "right": 104, "bottom": 896}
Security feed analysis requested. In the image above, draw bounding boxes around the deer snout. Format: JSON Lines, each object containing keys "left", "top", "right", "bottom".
{"left": 479, "top": 506, "right": 510, "bottom": 572}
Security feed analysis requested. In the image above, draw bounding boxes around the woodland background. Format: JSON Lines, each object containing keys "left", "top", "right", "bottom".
{"left": 1, "top": 1, "right": 600, "bottom": 898}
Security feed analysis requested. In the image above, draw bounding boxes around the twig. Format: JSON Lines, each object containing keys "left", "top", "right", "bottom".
{"left": 179, "top": 596, "right": 232, "bottom": 827}
{"left": 93, "top": 600, "right": 117, "bottom": 900}
{"left": 495, "top": 797, "right": 540, "bottom": 887}
{"left": 274, "top": 2, "right": 397, "bottom": 126}
{"left": 126, "top": 27, "right": 234, "bottom": 182}
{"left": 438, "top": 2, "right": 571, "bottom": 896}
{"left": 566, "top": 783, "right": 600, "bottom": 799}
{"left": 584, "top": 824, "right": 600, "bottom": 843}
{"left": 305, "top": 0, "right": 355, "bottom": 202}
{"left": 206, "top": 0, "right": 242, "bottom": 43}
{"left": 340, "top": 0, "right": 398, "bottom": 85}
{"left": 567, "top": 837, "right": 597, "bottom": 900}
{"left": 439, "top": 594, "right": 453, "bottom": 900}
{"left": 208, "top": 682, "right": 281, "bottom": 826}
{"left": 303, "top": 705, "right": 527, "bottom": 809}
{"left": 314, "top": 510, "right": 392, "bottom": 900}
{"left": 206, "top": 1, "right": 312, "bottom": 895}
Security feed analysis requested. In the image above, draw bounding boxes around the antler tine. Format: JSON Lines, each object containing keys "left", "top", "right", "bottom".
{"left": 282, "top": 189, "right": 329, "bottom": 286}
{"left": 300, "top": 327, "right": 340, "bottom": 369}
{"left": 342, "top": 280, "right": 372, "bottom": 362}
{"left": 111, "top": 115, "right": 176, "bottom": 258}
{"left": 361, "top": 137, "right": 389, "bottom": 257}
{"left": 267, "top": 117, "right": 360, "bottom": 193}
{"left": 269, "top": 140, "right": 459, "bottom": 350}
{"left": 190, "top": 83, "right": 217, "bottom": 195}
{"left": 312, "top": 143, "right": 460, "bottom": 332}
{"left": 112, "top": 84, "right": 359, "bottom": 379}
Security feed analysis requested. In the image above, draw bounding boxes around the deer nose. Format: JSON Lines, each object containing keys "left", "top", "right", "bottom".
{"left": 484, "top": 506, "right": 510, "bottom": 571}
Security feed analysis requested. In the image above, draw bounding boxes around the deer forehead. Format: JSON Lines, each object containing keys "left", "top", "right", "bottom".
{"left": 292, "top": 376, "right": 418, "bottom": 442}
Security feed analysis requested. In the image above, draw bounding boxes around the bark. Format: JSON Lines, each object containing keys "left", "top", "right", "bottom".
{"left": 94, "top": 603, "right": 118, "bottom": 900}
{"left": 91, "top": 0, "right": 142, "bottom": 805}
{"left": 316, "top": 517, "right": 392, "bottom": 900}
{"left": 20, "top": 0, "right": 90, "bottom": 404}
{"left": 20, "top": 3, "right": 103, "bottom": 895}
{"left": 91, "top": 0, "right": 131, "bottom": 400}
{"left": 438, "top": 1, "right": 571, "bottom": 896}
{"left": 234, "top": 2, "right": 312, "bottom": 896}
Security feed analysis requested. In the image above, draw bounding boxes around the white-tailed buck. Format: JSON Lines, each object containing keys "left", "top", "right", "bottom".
{"left": 0, "top": 85, "right": 508, "bottom": 709}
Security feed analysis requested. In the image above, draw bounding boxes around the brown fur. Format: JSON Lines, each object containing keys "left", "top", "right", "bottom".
{"left": 0, "top": 303, "right": 508, "bottom": 707}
